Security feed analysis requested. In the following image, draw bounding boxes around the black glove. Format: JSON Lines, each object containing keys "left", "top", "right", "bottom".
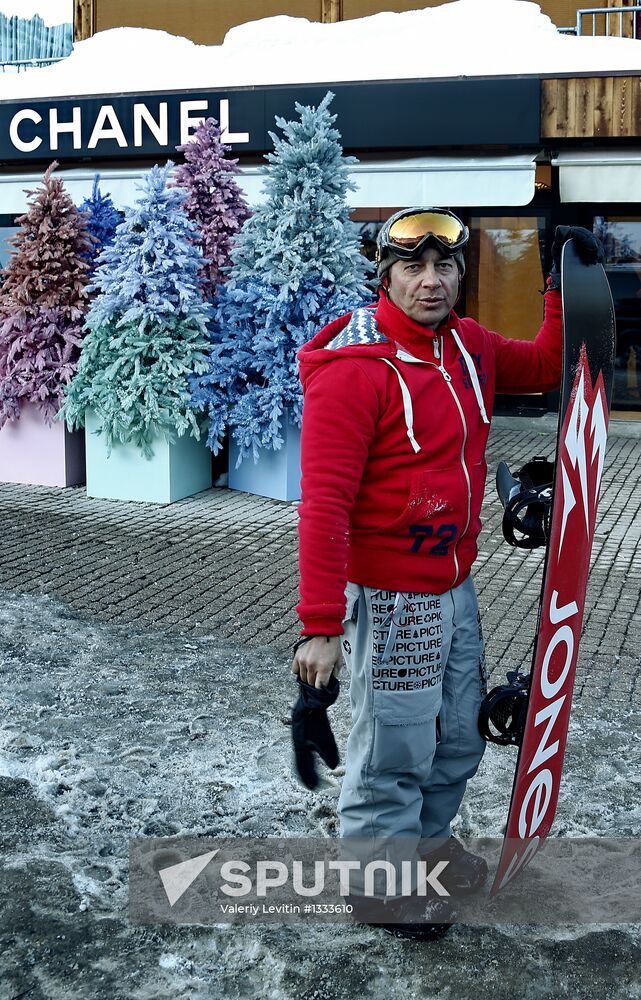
{"left": 291, "top": 674, "right": 340, "bottom": 790}
{"left": 548, "top": 226, "right": 605, "bottom": 289}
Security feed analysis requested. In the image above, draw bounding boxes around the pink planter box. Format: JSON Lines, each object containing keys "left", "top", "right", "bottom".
{"left": 0, "top": 402, "right": 85, "bottom": 487}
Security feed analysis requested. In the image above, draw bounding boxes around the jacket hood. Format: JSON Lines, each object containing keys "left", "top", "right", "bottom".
{"left": 297, "top": 292, "right": 489, "bottom": 431}
{"left": 297, "top": 304, "right": 390, "bottom": 386}
{"left": 297, "top": 292, "right": 463, "bottom": 387}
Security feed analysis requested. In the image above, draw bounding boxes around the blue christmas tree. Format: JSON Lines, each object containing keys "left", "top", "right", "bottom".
{"left": 78, "top": 175, "right": 121, "bottom": 264}
{"left": 190, "top": 91, "right": 372, "bottom": 463}
{"left": 61, "top": 163, "right": 212, "bottom": 457}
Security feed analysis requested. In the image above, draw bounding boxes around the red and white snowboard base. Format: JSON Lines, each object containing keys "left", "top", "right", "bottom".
{"left": 492, "top": 240, "right": 616, "bottom": 895}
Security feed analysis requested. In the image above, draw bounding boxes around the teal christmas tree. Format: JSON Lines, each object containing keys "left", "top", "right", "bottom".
{"left": 190, "top": 91, "right": 372, "bottom": 463}
{"left": 61, "top": 163, "right": 212, "bottom": 457}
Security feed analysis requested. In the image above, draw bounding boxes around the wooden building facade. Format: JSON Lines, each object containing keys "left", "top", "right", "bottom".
{"left": 73, "top": 0, "right": 636, "bottom": 43}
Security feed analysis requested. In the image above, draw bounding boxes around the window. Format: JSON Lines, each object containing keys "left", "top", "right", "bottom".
{"left": 466, "top": 216, "right": 547, "bottom": 342}
{"left": 0, "top": 228, "right": 17, "bottom": 269}
{"left": 594, "top": 216, "right": 641, "bottom": 411}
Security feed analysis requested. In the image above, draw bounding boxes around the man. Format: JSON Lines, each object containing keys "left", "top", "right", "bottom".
{"left": 292, "top": 208, "right": 602, "bottom": 939}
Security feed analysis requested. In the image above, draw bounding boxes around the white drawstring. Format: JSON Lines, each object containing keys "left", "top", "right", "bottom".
{"left": 380, "top": 592, "right": 407, "bottom": 664}
{"left": 379, "top": 329, "right": 489, "bottom": 455}
{"left": 450, "top": 328, "right": 490, "bottom": 425}
{"left": 379, "top": 359, "right": 422, "bottom": 453}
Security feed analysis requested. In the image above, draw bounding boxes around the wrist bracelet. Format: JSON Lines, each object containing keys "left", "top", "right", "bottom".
{"left": 292, "top": 634, "right": 331, "bottom": 655}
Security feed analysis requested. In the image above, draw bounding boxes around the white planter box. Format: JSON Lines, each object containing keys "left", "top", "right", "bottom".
{"left": 85, "top": 410, "right": 212, "bottom": 504}
{"left": 0, "top": 402, "right": 85, "bottom": 487}
{"left": 228, "top": 419, "right": 301, "bottom": 502}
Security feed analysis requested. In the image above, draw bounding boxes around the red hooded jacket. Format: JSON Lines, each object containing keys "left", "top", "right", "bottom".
{"left": 296, "top": 289, "right": 562, "bottom": 636}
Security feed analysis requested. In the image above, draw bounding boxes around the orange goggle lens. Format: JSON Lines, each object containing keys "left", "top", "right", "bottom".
{"left": 387, "top": 211, "right": 466, "bottom": 251}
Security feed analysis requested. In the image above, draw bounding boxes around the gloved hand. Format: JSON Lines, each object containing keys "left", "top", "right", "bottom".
{"left": 548, "top": 226, "right": 605, "bottom": 289}
{"left": 291, "top": 674, "right": 340, "bottom": 790}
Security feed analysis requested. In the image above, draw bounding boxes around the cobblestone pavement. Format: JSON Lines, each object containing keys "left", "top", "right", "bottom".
{"left": 0, "top": 416, "right": 639, "bottom": 707}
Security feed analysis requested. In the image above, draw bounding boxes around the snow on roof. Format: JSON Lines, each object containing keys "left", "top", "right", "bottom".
{"left": 1, "top": 0, "right": 640, "bottom": 101}
{"left": 0, "top": 1, "right": 72, "bottom": 27}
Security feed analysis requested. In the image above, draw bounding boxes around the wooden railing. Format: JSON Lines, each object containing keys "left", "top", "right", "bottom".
{"left": 558, "top": 2, "right": 641, "bottom": 36}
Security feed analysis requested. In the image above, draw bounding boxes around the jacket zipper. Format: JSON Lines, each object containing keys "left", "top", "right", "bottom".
{"left": 441, "top": 351, "right": 472, "bottom": 589}
{"left": 396, "top": 339, "right": 472, "bottom": 588}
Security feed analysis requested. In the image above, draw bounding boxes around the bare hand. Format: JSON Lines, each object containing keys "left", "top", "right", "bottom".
{"left": 292, "top": 636, "right": 343, "bottom": 689}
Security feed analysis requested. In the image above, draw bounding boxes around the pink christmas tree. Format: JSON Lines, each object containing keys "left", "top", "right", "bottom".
{"left": 174, "top": 117, "right": 251, "bottom": 297}
{"left": 0, "top": 162, "right": 93, "bottom": 428}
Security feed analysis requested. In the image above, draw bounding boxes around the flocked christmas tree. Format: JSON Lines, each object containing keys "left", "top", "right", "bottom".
{"left": 78, "top": 175, "right": 121, "bottom": 265}
{"left": 189, "top": 91, "right": 372, "bottom": 463}
{"left": 174, "top": 117, "right": 251, "bottom": 297}
{"left": 61, "top": 162, "right": 212, "bottom": 457}
{"left": 0, "top": 162, "right": 93, "bottom": 428}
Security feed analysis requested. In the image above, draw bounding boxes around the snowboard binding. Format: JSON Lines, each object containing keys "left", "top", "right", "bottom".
{"left": 478, "top": 670, "right": 530, "bottom": 746}
{"left": 496, "top": 457, "right": 554, "bottom": 549}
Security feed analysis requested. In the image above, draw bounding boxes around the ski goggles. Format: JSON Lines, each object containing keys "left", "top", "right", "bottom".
{"left": 378, "top": 209, "right": 469, "bottom": 260}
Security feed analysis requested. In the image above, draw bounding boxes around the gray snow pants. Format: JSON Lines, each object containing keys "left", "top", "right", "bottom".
{"left": 337, "top": 576, "right": 487, "bottom": 842}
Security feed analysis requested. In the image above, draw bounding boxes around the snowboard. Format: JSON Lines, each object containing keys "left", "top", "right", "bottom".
{"left": 491, "top": 238, "right": 616, "bottom": 896}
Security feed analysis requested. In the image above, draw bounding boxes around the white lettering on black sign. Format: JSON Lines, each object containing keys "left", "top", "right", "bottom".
{"left": 8, "top": 98, "right": 251, "bottom": 155}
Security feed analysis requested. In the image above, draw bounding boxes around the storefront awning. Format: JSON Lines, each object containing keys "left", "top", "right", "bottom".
{"left": 553, "top": 150, "right": 641, "bottom": 203}
{"left": 0, "top": 168, "right": 149, "bottom": 215}
{"left": 0, "top": 153, "right": 539, "bottom": 216}
{"left": 240, "top": 154, "right": 539, "bottom": 208}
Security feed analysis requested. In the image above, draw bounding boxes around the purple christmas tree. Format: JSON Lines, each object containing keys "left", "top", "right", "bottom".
{"left": 0, "top": 162, "right": 93, "bottom": 428}
{"left": 174, "top": 117, "right": 251, "bottom": 297}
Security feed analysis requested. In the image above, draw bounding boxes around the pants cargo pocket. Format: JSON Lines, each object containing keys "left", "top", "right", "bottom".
{"left": 369, "top": 716, "right": 441, "bottom": 773}
{"left": 368, "top": 589, "right": 444, "bottom": 773}
{"left": 369, "top": 673, "right": 443, "bottom": 772}
{"left": 372, "top": 669, "right": 442, "bottom": 726}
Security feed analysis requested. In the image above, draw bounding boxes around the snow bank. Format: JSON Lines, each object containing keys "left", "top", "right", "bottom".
{"left": 1, "top": 0, "right": 640, "bottom": 101}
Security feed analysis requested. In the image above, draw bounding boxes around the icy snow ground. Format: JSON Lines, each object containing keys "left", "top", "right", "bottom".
{"left": 1, "top": 588, "right": 640, "bottom": 999}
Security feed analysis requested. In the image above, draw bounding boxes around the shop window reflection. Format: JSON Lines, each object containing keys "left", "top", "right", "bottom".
{"left": 0, "top": 228, "right": 17, "bottom": 269}
{"left": 352, "top": 217, "right": 384, "bottom": 296}
{"left": 594, "top": 216, "right": 641, "bottom": 411}
{"left": 467, "top": 216, "right": 546, "bottom": 343}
